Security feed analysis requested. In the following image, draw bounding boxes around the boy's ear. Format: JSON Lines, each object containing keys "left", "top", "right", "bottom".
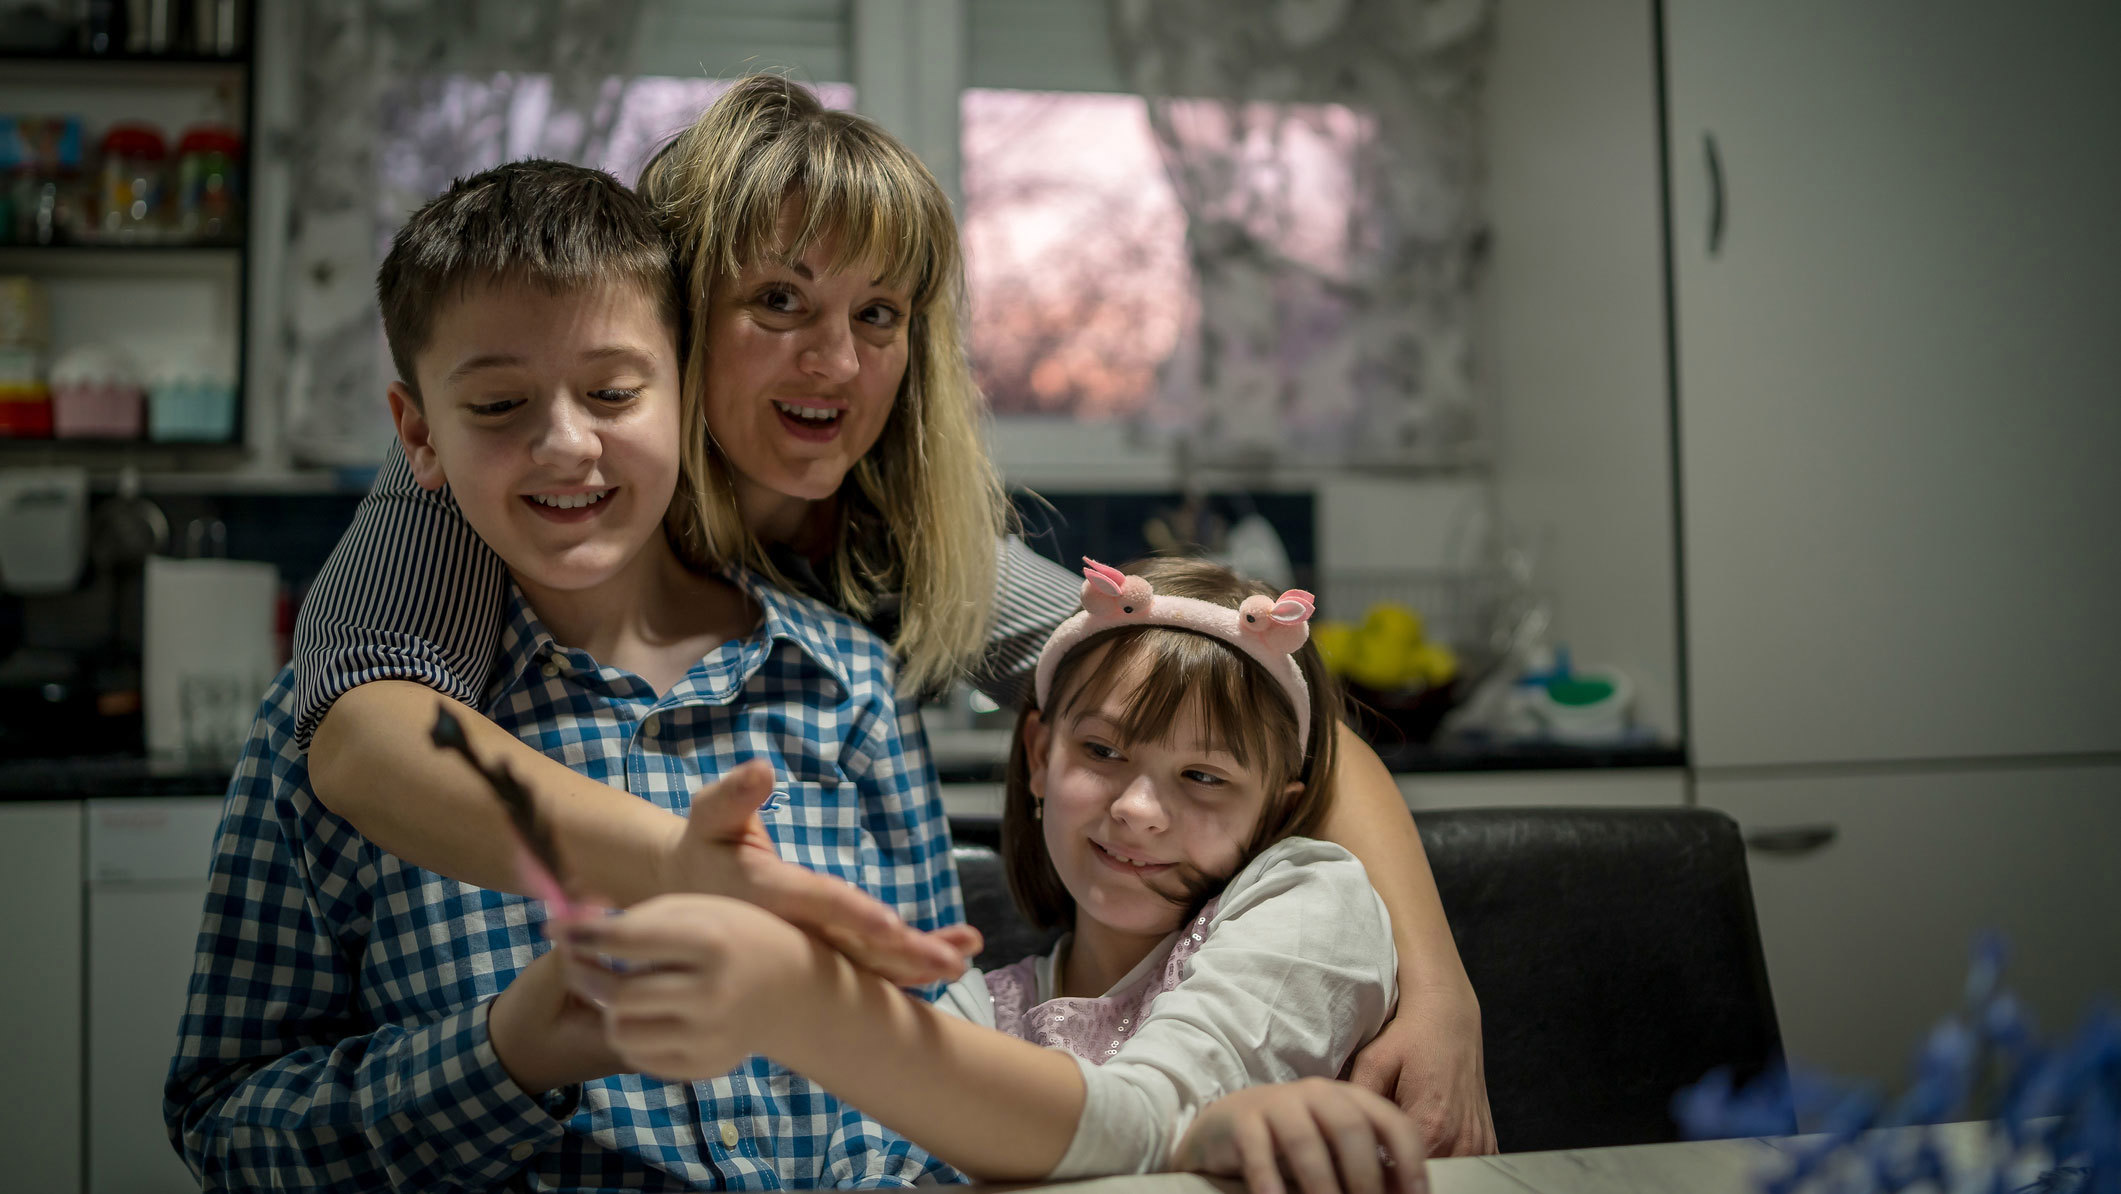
{"left": 388, "top": 382, "right": 446, "bottom": 491}
{"left": 1021, "top": 710, "right": 1052, "bottom": 801}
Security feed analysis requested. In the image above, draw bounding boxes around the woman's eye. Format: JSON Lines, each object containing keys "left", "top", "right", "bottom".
{"left": 589, "top": 388, "right": 642, "bottom": 404}
{"left": 858, "top": 302, "right": 902, "bottom": 330}
{"left": 758, "top": 286, "right": 801, "bottom": 314}
{"left": 467, "top": 397, "right": 522, "bottom": 416}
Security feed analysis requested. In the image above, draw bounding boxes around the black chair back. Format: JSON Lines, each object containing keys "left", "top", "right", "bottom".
{"left": 945, "top": 805, "right": 1790, "bottom": 1153}
{"left": 1418, "top": 806, "right": 1791, "bottom": 1152}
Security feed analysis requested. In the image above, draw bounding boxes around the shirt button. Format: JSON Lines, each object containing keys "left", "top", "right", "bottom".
{"left": 540, "top": 660, "right": 560, "bottom": 679}
{"left": 642, "top": 714, "right": 660, "bottom": 735}
{"left": 719, "top": 1120, "right": 740, "bottom": 1149}
{"left": 509, "top": 1142, "right": 534, "bottom": 1162}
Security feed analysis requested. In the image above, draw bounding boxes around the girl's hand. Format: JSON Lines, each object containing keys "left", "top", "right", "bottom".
{"left": 662, "top": 759, "right": 982, "bottom": 985}
{"left": 1346, "top": 983, "right": 1497, "bottom": 1157}
{"left": 1175, "top": 1078, "right": 1429, "bottom": 1194}
{"left": 558, "top": 894, "right": 819, "bottom": 1081}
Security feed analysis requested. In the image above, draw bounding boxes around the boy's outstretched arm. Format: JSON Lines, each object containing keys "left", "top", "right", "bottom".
{"left": 1319, "top": 722, "right": 1497, "bottom": 1156}
{"left": 308, "top": 682, "right": 972, "bottom": 984}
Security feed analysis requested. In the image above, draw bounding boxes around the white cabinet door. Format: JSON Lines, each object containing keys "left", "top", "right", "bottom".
{"left": 86, "top": 797, "right": 225, "bottom": 1194}
{"left": 1666, "top": 1, "right": 2121, "bottom": 767}
{"left": 1700, "top": 763, "right": 2121, "bottom": 1102}
{"left": 0, "top": 802, "right": 84, "bottom": 1194}
{"left": 1397, "top": 769, "right": 1687, "bottom": 811}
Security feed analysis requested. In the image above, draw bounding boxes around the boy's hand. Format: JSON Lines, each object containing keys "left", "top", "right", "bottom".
{"left": 487, "top": 948, "right": 624, "bottom": 1096}
{"left": 1175, "top": 1078, "right": 1429, "bottom": 1194}
{"left": 558, "top": 894, "right": 819, "bottom": 1081}
{"left": 661, "top": 759, "right": 981, "bottom": 985}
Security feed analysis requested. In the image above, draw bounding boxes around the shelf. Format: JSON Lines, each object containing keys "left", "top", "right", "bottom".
{"left": 0, "top": 49, "right": 245, "bottom": 67}
{"left": 0, "top": 241, "right": 244, "bottom": 254}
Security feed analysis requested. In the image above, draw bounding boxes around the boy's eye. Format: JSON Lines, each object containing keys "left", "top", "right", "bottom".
{"left": 467, "top": 397, "right": 523, "bottom": 416}
{"left": 589, "top": 388, "right": 641, "bottom": 404}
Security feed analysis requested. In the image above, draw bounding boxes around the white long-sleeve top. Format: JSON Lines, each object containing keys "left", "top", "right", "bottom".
{"left": 935, "top": 836, "right": 1397, "bottom": 1177}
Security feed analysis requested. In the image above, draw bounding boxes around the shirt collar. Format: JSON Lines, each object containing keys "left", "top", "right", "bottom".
{"left": 490, "top": 567, "right": 857, "bottom": 704}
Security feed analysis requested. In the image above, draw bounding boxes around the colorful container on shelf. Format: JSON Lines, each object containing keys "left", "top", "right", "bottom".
{"left": 175, "top": 126, "right": 243, "bottom": 242}
{"left": 50, "top": 345, "right": 145, "bottom": 439}
{"left": 147, "top": 351, "right": 236, "bottom": 441}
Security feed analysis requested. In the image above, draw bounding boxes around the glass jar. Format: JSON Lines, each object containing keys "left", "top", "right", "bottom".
{"left": 98, "top": 124, "right": 169, "bottom": 242}
{"left": 175, "top": 126, "right": 242, "bottom": 243}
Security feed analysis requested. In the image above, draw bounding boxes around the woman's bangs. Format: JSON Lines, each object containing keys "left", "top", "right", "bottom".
{"left": 727, "top": 131, "right": 940, "bottom": 304}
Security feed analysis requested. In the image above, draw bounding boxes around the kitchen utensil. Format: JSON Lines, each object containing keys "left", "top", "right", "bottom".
{"left": 0, "top": 467, "right": 88, "bottom": 594}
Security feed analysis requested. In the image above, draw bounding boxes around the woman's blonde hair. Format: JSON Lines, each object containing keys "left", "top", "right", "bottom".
{"left": 639, "top": 75, "right": 1005, "bottom": 694}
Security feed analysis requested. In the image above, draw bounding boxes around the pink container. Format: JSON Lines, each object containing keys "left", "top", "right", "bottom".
{"left": 52, "top": 381, "right": 145, "bottom": 438}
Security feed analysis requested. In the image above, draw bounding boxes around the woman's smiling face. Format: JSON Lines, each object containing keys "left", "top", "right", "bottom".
{"left": 702, "top": 201, "right": 913, "bottom": 522}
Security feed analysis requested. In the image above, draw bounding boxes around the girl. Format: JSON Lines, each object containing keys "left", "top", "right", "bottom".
{"left": 296, "top": 74, "right": 1491, "bottom": 1151}
{"left": 564, "top": 558, "right": 1425, "bottom": 1194}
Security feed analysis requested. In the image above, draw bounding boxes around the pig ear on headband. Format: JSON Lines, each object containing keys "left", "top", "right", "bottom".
{"left": 1270, "top": 591, "right": 1315, "bottom": 625}
{"left": 1082, "top": 558, "right": 1129, "bottom": 597}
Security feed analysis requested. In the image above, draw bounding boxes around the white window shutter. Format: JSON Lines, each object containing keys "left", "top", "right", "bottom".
{"left": 630, "top": 0, "right": 853, "bottom": 83}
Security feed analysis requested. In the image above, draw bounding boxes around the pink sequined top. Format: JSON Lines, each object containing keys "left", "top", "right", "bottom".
{"left": 984, "top": 898, "right": 1223, "bottom": 1064}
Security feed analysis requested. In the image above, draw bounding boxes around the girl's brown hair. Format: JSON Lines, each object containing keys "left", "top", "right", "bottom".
{"left": 637, "top": 75, "right": 1007, "bottom": 695}
{"left": 1001, "top": 557, "right": 1343, "bottom": 930}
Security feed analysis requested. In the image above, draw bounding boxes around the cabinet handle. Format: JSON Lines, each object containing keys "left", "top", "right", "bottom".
{"left": 1744, "top": 824, "right": 1837, "bottom": 855}
{"left": 1705, "top": 132, "right": 1726, "bottom": 257}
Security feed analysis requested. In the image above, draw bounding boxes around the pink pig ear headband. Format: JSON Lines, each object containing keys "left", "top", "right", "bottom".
{"left": 1032, "top": 558, "right": 1318, "bottom": 755}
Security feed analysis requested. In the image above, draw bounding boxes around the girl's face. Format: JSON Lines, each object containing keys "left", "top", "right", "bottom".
{"left": 1024, "top": 647, "right": 1303, "bottom": 946}
{"left": 701, "top": 203, "right": 914, "bottom": 527}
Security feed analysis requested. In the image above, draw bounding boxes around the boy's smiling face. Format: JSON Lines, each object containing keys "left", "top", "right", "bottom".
{"left": 390, "top": 278, "right": 682, "bottom": 596}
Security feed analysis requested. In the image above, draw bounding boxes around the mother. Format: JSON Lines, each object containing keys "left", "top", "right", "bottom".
{"left": 296, "top": 75, "right": 1495, "bottom": 1156}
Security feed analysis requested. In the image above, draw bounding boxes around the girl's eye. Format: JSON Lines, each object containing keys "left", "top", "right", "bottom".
{"left": 589, "top": 388, "right": 641, "bottom": 404}
{"left": 1081, "top": 740, "right": 1122, "bottom": 762}
{"left": 467, "top": 397, "right": 523, "bottom": 417}
{"left": 1182, "top": 769, "right": 1227, "bottom": 788}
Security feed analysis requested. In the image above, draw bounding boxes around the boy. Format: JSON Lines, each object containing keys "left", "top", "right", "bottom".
{"left": 166, "top": 161, "right": 964, "bottom": 1190}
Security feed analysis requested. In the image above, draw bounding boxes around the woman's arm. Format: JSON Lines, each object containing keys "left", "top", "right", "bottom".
{"left": 1317, "top": 722, "right": 1498, "bottom": 1156}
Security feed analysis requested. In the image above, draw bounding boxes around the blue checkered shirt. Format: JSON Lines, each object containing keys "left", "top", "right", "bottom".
{"left": 166, "top": 570, "right": 966, "bottom": 1191}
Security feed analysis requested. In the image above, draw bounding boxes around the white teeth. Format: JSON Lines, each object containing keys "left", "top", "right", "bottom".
{"left": 774, "top": 401, "right": 841, "bottom": 422}
{"left": 530, "top": 489, "right": 612, "bottom": 510}
{"left": 1103, "top": 844, "right": 1157, "bottom": 868}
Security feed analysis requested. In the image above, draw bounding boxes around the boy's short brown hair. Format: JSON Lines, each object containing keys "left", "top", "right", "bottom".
{"left": 376, "top": 158, "right": 677, "bottom": 407}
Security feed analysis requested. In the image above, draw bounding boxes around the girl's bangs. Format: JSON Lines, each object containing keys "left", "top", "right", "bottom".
{"left": 1050, "top": 628, "right": 1297, "bottom": 782}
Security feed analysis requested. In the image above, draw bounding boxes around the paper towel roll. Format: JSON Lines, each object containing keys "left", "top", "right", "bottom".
{"left": 143, "top": 555, "right": 279, "bottom": 759}
{"left": 0, "top": 468, "right": 87, "bottom": 594}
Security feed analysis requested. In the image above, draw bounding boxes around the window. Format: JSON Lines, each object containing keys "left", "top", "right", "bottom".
{"left": 962, "top": 87, "right": 1373, "bottom": 426}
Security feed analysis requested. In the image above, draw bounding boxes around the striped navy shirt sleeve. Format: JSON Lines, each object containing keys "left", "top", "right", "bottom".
{"left": 965, "top": 536, "right": 1082, "bottom": 711}
{"left": 290, "top": 439, "right": 507, "bottom": 748}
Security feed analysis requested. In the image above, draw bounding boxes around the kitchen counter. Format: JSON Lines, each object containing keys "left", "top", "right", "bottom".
{"left": 0, "top": 755, "right": 236, "bottom": 800}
